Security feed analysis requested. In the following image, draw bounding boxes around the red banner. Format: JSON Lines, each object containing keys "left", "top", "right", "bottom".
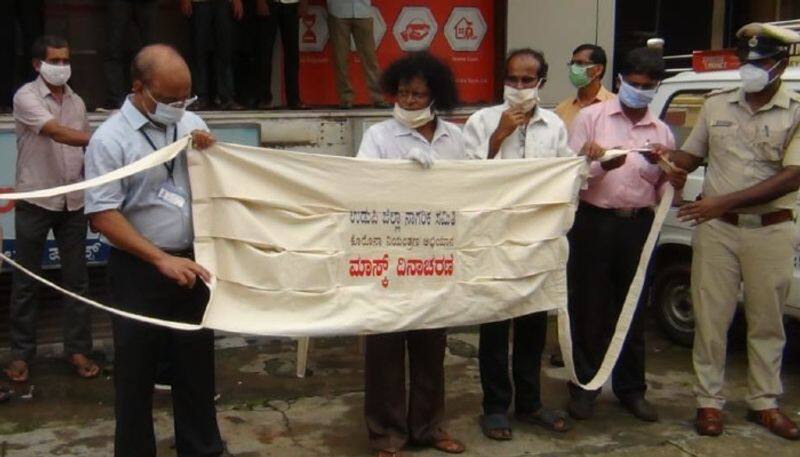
{"left": 299, "top": 0, "right": 496, "bottom": 106}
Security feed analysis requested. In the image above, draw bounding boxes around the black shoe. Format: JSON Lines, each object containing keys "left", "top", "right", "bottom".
{"left": 619, "top": 394, "right": 658, "bottom": 422}
{"left": 0, "top": 385, "right": 11, "bottom": 403}
{"left": 218, "top": 100, "right": 246, "bottom": 111}
{"left": 373, "top": 100, "right": 391, "bottom": 108}
{"left": 339, "top": 101, "right": 353, "bottom": 109}
{"left": 567, "top": 394, "right": 594, "bottom": 420}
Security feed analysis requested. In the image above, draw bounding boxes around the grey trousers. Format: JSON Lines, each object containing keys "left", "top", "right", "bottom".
{"left": 9, "top": 201, "right": 92, "bottom": 361}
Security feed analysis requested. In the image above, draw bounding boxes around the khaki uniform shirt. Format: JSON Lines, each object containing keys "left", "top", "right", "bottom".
{"left": 682, "top": 85, "right": 800, "bottom": 214}
{"left": 554, "top": 85, "right": 615, "bottom": 128}
{"left": 13, "top": 77, "right": 88, "bottom": 211}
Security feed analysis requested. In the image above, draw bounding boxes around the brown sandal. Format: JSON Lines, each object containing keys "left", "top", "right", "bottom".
{"left": 4, "top": 360, "right": 29, "bottom": 383}
{"left": 376, "top": 450, "right": 403, "bottom": 457}
{"left": 68, "top": 354, "right": 100, "bottom": 379}
{"left": 747, "top": 408, "right": 800, "bottom": 440}
{"left": 431, "top": 436, "right": 465, "bottom": 454}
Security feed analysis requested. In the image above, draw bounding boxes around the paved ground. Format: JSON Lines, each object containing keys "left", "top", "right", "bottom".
{"left": 1, "top": 317, "right": 799, "bottom": 456}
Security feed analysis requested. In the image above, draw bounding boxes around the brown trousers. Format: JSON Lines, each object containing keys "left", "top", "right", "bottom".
{"left": 327, "top": 15, "right": 382, "bottom": 104}
{"left": 364, "top": 329, "right": 447, "bottom": 451}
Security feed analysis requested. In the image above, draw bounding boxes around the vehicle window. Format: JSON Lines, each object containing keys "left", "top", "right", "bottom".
{"left": 660, "top": 90, "right": 714, "bottom": 147}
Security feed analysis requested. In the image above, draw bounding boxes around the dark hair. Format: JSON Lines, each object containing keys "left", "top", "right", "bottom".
{"left": 31, "top": 35, "right": 69, "bottom": 60}
{"left": 572, "top": 43, "right": 607, "bottom": 78}
{"left": 505, "top": 48, "right": 549, "bottom": 80}
{"left": 620, "top": 47, "right": 665, "bottom": 80}
{"left": 380, "top": 51, "right": 459, "bottom": 111}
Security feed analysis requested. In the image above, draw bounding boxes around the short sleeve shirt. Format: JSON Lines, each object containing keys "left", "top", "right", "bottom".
{"left": 682, "top": 85, "right": 800, "bottom": 213}
{"left": 84, "top": 97, "right": 208, "bottom": 251}
{"left": 357, "top": 117, "right": 466, "bottom": 160}
{"left": 13, "top": 77, "right": 89, "bottom": 211}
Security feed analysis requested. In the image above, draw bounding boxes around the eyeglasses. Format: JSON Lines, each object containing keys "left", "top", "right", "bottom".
{"left": 145, "top": 87, "right": 197, "bottom": 109}
{"left": 396, "top": 90, "right": 431, "bottom": 102}
{"left": 504, "top": 75, "right": 539, "bottom": 85}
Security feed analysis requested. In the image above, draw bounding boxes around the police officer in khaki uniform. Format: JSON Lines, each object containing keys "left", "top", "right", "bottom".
{"left": 657, "top": 23, "right": 800, "bottom": 440}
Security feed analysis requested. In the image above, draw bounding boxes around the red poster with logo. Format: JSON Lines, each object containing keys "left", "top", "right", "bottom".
{"left": 299, "top": 0, "right": 496, "bottom": 106}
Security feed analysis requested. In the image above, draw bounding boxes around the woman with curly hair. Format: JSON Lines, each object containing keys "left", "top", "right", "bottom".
{"left": 357, "top": 51, "right": 466, "bottom": 457}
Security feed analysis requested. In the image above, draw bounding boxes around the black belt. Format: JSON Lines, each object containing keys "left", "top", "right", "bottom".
{"left": 579, "top": 201, "right": 653, "bottom": 219}
{"left": 163, "top": 249, "right": 194, "bottom": 259}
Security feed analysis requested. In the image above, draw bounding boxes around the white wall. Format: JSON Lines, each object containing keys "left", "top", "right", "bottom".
{"left": 506, "top": 0, "right": 616, "bottom": 107}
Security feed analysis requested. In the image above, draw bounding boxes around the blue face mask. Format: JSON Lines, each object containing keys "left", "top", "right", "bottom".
{"left": 617, "top": 77, "right": 657, "bottom": 109}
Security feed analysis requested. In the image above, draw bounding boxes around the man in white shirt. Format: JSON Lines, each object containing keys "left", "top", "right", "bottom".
{"left": 357, "top": 52, "right": 465, "bottom": 457}
{"left": 463, "top": 48, "right": 572, "bottom": 440}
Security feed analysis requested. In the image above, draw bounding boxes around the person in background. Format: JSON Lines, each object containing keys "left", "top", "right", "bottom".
{"left": 0, "top": 0, "right": 45, "bottom": 113}
{"left": 5, "top": 35, "right": 97, "bottom": 384}
{"left": 656, "top": 23, "right": 800, "bottom": 441}
{"left": 566, "top": 47, "right": 686, "bottom": 424}
{"left": 85, "top": 44, "right": 224, "bottom": 456}
{"left": 555, "top": 44, "right": 614, "bottom": 130}
{"left": 250, "top": 0, "right": 307, "bottom": 109}
{"left": 326, "top": 0, "right": 386, "bottom": 108}
{"left": 550, "top": 43, "right": 615, "bottom": 368}
{"left": 463, "top": 48, "right": 572, "bottom": 441}
{"left": 180, "top": 0, "right": 245, "bottom": 110}
{"left": 357, "top": 51, "right": 465, "bottom": 457}
{"left": 101, "top": 0, "right": 158, "bottom": 111}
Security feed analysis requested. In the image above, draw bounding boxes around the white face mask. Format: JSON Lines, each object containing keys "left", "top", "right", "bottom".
{"left": 504, "top": 84, "right": 540, "bottom": 112}
{"left": 393, "top": 102, "right": 435, "bottom": 129}
{"left": 144, "top": 88, "right": 193, "bottom": 125}
{"left": 38, "top": 61, "right": 71, "bottom": 87}
{"left": 739, "top": 61, "right": 781, "bottom": 93}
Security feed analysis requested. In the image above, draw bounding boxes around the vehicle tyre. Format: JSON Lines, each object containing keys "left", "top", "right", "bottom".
{"left": 653, "top": 262, "right": 694, "bottom": 347}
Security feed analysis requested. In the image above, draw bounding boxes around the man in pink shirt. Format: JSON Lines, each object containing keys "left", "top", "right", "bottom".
{"left": 565, "top": 47, "right": 684, "bottom": 422}
{"left": 6, "top": 36, "right": 97, "bottom": 384}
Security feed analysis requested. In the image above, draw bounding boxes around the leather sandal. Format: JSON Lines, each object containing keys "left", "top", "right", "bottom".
{"left": 747, "top": 408, "right": 800, "bottom": 440}
{"left": 376, "top": 450, "right": 403, "bottom": 457}
{"left": 431, "top": 436, "right": 465, "bottom": 454}
{"left": 695, "top": 408, "right": 723, "bottom": 436}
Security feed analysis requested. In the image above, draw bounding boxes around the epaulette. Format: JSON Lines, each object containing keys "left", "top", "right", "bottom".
{"left": 704, "top": 87, "right": 738, "bottom": 98}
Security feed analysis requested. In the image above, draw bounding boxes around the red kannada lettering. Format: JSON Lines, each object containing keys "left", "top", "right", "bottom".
{"left": 396, "top": 255, "right": 454, "bottom": 277}
{"left": 349, "top": 254, "right": 391, "bottom": 288}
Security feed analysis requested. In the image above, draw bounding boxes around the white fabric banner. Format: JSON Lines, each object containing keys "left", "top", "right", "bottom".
{"left": 0, "top": 140, "right": 674, "bottom": 389}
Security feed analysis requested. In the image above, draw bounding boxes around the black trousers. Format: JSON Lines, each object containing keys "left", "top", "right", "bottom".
{"left": 108, "top": 248, "right": 222, "bottom": 457}
{"left": 190, "top": 0, "right": 235, "bottom": 103}
{"left": 103, "top": 0, "right": 157, "bottom": 107}
{"left": 258, "top": 1, "right": 300, "bottom": 106}
{"left": 9, "top": 201, "right": 91, "bottom": 361}
{"left": 0, "top": 0, "right": 43, "bottom": 108}
{"left": 364, "top": 329, "right": 446, "bottom": 451}
{"left": 478, "top": 312, "right": 547, "bottom": 414}
{"left": 566, "top": 202, "right": 653, "bottom": 399}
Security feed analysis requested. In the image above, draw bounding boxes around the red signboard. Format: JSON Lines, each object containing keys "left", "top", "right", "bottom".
{"left": 692, "top": 49, "right": 740, "bottom": 72}
{"left": 298, "top": 0, "right": 497, "bottom": 106}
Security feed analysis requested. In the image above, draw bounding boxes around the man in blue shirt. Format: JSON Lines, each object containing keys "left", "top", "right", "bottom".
{"left": 85, "top": 44, "right": 224, "bottom": 457}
